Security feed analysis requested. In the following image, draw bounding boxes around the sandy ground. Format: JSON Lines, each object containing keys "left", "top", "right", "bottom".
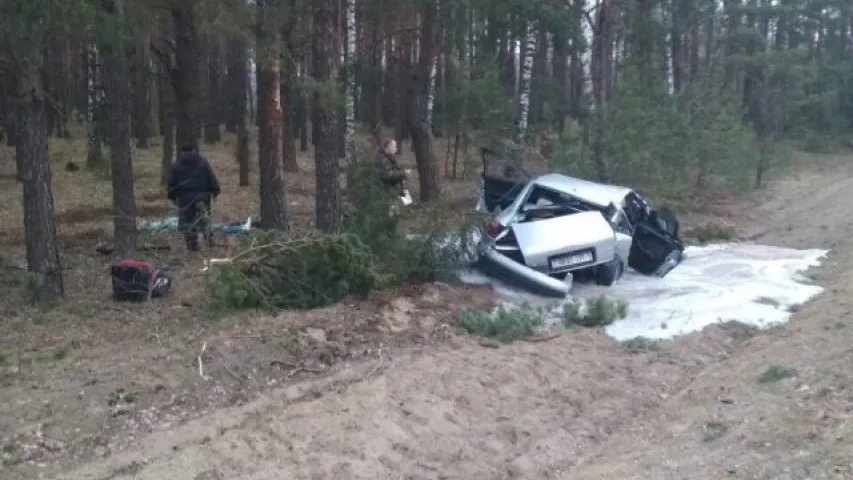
{"left": 19, "top": 150, "right": 849, "bottom": 480}
{"left": 1, "top": 137, "right": 851, "bottom": 480}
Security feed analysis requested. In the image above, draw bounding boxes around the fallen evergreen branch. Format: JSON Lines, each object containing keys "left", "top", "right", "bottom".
{"left": 208, "top": 231, "right": 379, "bottom": 310}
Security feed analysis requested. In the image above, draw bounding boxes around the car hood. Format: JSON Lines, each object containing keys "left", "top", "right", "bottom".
{"left": 511, "top": 211, "right": 615, "bottom": 264}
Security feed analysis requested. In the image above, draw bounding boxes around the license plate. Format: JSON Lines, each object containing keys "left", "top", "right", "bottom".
{"left": 550, "top": 251, "right": 594, "bottom": 270}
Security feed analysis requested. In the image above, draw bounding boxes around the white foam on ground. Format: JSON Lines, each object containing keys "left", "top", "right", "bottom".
{"left": 459, "top": 243, "right": 828, "bottom": 341}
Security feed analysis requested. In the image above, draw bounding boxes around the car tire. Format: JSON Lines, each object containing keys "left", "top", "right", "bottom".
{"left": 594, "top": 257, "right": 623, "bottom": 286}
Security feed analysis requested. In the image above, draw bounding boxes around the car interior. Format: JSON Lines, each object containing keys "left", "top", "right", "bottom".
{"left": 480, "top": 147, "right": 529, "bottom": 212}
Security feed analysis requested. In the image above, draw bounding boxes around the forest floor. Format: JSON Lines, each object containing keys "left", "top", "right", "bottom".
{"left": 0, "top": 132, "right": 851, "bottom": 479}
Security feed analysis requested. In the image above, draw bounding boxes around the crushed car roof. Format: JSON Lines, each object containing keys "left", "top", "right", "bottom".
{"left": 532, "top": 173, "right": 633, "bottom": 207}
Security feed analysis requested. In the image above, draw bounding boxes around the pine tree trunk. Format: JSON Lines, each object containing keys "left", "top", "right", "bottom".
{"left": 86, "top": 45, "right": 106, "bottom": 169}
{"left": 281, "top": 38, "right": 299, "bottom": 172}
{"left": 134, "top": 30, "right": 152, "bottom": 149}
{"left": 16, "top": 58, "right": 64, "bottom": 302}
{"left": 225, "top": 37, "right": 244, "bottom": 133}
{"left": 530, "top": 26, "right": 548, "bottom": 125}
{"left": 313, "top": 0, "right": 343, "bottom": 232}
{"left": 590, "top": 0, "right": 614, "bottom": 182}
{"left": 158, "top": 14, "right": 175, "bottom": 184}
{"left": 230, "top": 38, "right": 250, "bottom": 186}
{"left": 515, "top": 22, "right": 537, "bottom": 145}
{"left": 296, "top": 65, "right": 309, "bottom": 152}
{"left": 553, "top": 30, "right": 569, "bottom": 133}
{"left": 173, "top": 5, "right": 201, "bottom": 151}
{"left": 159, "top": 61, "right": 174, "bottom": 185}
{"left": 203, "top": 39, "right": 222, "bottom": 144}
{"left": 102, "top": 0, "right": 138, "bottom": 256}
{"left": 408, "top": 0, "right": 441, "bottom": 202}
{"left": 257, "top": 0, "right": 288, "bottom": 230}
{"left": 343, "top": 0, "right": 357, "bottom": 164}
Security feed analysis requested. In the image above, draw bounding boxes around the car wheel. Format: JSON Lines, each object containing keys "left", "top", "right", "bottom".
{"left": 594, "top": 257, "right": 623, "bottom": 286}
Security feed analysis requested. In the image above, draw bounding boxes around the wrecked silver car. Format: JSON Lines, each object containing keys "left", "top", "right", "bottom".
{"left": 474, "top": 147, "right": 685, "bottom": 297}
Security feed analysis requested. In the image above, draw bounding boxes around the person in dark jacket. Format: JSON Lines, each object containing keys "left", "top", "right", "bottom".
{"left": 375, "top": 139, "right": 407, "bottom": 196}
{"left": 167, "top": 144, "right": 221, "bottom": 251}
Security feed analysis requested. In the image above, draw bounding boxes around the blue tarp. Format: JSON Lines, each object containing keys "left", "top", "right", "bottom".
{"left": 138, "top": 216, "right": 253, "bottom": 235}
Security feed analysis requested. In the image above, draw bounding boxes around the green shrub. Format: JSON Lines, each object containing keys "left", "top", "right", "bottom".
{"left": 561, "top": 295, "right": 628, "bottom": 328}
{"left": 621, "top": 336, "right": 661, "bottom": 351}
{"left": 757, "top": 365, "right": 797, "bottom": 384}
{"left": 459, "top": 295, "right": 630, "bottom": 343}
{"left": 458, "top": 303, "right": 545, "bottom": 343}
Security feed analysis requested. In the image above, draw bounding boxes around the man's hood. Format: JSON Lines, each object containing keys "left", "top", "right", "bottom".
{"left": 177, "top": 151, "right": 204, "bottom": 167}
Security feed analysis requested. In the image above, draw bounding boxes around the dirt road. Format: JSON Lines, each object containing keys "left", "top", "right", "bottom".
{"left": 54, "top": 156, "right": 853, "bottom": 480}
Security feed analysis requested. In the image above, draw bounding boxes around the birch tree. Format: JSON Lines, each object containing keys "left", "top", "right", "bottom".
{"left": 344, "top": 0, "right": 357, "bottom": 164}
{"left": 85, "top": 45, "right": 106, "bottom": 168}
{"left": 515, "top": 21, "right": 536, "bottom": 145}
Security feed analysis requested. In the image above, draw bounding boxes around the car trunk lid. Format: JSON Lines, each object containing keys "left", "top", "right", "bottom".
{"left": 511, "top": 211, "right": 616, "bottom": 270}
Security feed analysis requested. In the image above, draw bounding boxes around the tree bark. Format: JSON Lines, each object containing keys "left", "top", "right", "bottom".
{"left": 590, "top": 0, "right": 614, "bottom": 181}
{"left": 134, "top": 29, "right": 152, "bottom": 149}
{"left": 313, "top": 0, "right": 343, "bottom": 232}
{"left": 553, "top": 29, "right": 569, "bottom": 133}
{"left": 202, "top": 39, "right": 222, "bottom": 144}
{"left": 515, "top": 22, "right": 537, "bottom": 145}
{"left": 102, "top": 0, "right": 138, "bottom": 257}
{"left": 407, "top": 0, "right": 441, "bottom": 202}
{"left": 173, "top": 5, "right": 201, "bottom": 152}
{"left": 530, "top": 26, "right": 548, "bottom": 125}
{"left": 15, "top": 58, "right": 64, "bottom": 302}
{"left": 256, "top": 0, "right": 288, "bottom": 230}
{"left": 229, "top": 38, "right": 250, "bottom": 186}
{"left": 343, "top": 0, "right": 357, "bottom": 164}
{"left": 281, "top": 34, "right": 299, "bottom": 172}
{"left": 158, "top": 13, "right": 175, "bottom": 184}
{"left": 85, "top": 44, "right": 106, "bottom": 169}
{"left": 225, "top": 37, "right": 245, "bottom": 133}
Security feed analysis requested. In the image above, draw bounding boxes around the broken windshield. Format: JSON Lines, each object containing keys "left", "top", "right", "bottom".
{"left": 521, "top": 185, "right": 598, "bottom": 219}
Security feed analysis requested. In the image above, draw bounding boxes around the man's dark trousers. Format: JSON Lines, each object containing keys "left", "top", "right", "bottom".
{"left": 177, "top": 194, "right": 213, "bottom": 251}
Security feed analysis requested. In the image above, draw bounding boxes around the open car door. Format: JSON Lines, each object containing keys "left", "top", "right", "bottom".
{"left": 477, "top": 147, "right": 531, "bottom": 213}
{"left": 627, "top": 206, "right": 685, "bottom": 277}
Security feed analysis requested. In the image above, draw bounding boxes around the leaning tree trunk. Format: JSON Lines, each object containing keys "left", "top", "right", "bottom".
{"left": 343, "top": 0, "right": 357, "bottom": 164}
{"left": 313, "top": 0, "right": 342, "bottom": 232}
{"left": 515, "top": 21, "right": 537, "bottom": 146}
{"left": 16, "top": 57, "right": 64, "bottom": 302}
{"left": 408, "top": 0, "right": 441, "bottom": 202}
{"left": 256, "top": 0, "right": 288, "bottom": 230}
{"left": 103, "top": 0, "right": 138, "bottom": 257}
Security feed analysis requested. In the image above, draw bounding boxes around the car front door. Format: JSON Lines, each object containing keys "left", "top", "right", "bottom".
{"left": 623, "top": 194, "right": 684, "bottom": 277}
{"left": 476, "top": 147, "right": 530, "bottom": 213}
